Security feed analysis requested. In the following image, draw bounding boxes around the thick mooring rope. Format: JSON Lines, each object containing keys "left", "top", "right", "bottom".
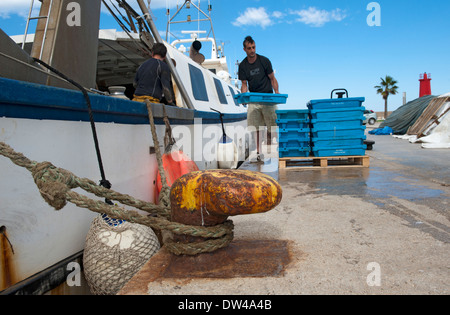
{"left": 145, "top": 100, "right": 171, "bottom": 209}
{"left": 0, "top": 101, "right": 234, "bottom": 255}
{"left": 0, "top": 141, "right": 234, "bottom": 255}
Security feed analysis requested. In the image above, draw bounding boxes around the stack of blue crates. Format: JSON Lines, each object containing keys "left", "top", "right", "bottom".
{"left": 276, "top": 109, "right": 311, "bottom": 158}
{"left": 308, "top": 97, "right": 367, "bottom": 157}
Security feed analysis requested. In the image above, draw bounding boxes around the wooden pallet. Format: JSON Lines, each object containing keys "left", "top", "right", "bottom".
{"left": 279, "top": 155, "right": 369, "bottom": 169}
{"left": 407, "top": 96, "right": 450, "bottom": 137}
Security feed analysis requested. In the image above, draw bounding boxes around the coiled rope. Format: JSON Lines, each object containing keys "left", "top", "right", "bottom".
{"left": 0, "top": 100, "right": 234, "bottom": 256}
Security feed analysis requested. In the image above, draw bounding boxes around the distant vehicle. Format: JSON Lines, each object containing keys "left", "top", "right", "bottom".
{"left": 363, "top": 109, "right": 377, "bottom": 125}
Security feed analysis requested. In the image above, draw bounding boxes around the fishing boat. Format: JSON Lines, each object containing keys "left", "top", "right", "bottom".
{"left": 0, "top": 0, "right": 248, "bottom": 294}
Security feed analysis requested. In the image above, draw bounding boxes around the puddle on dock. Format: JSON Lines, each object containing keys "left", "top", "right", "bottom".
{"left": 279, "top": 167, "right": 446, "bottom": 203}
{"left": 365, "top": 168, "right": 445, "bottom": 201}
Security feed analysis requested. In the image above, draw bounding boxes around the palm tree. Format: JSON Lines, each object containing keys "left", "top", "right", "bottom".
{"left": 375, "top": 75, "right": 399, "bottom": 119}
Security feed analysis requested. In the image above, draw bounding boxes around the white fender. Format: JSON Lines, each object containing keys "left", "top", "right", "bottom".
{"left": 217, "top": 136, "right": 238, "bottom": 169}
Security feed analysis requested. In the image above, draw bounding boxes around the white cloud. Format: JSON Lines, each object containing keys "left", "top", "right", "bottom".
{"left": 232, "top": 7, "right": 273, "bottom": 29}
{"left": 291, "top": 7, "right": 347, "bottom": 27}
{"left": 232, "top": 6, "right": 345, "bottom": 29}
{"left": 0, "top": 0, "right": 34, "bottom": 19}
{"left": 272, "top": 11, "right": 284, "bottom": 19}
{"left": 330, "top": 9, "right": 346, "bottom": 22}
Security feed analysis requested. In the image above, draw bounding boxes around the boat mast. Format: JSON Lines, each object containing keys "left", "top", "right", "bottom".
{"left": 136, "top": 0, "right": 194, "bottom": 110}
{"left": 165, "top": 0, "right": 219, "bottom": 59}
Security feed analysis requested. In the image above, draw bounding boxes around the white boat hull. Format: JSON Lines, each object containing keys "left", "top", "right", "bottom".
{"left": 1, "top": 112, "right": 248, "bottom": 290}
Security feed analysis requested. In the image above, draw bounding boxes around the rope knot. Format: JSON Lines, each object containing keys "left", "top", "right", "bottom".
{"left": 39, "top": 181, "right": 69, "bottom": 210}
{"left": 32, "top": 161, "right": 71, "bottom": 210}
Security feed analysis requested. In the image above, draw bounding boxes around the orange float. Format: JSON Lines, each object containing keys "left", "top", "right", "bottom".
{"left": 155, "top": 150, "right": 199, "bottom": 203}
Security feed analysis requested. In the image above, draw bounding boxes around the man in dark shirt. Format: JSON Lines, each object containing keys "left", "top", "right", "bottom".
{"left": 238, "top": 36, "right": 279, "bottom": 162}
{"left": 133, "top": 43, "right": 174, "bottom": 104}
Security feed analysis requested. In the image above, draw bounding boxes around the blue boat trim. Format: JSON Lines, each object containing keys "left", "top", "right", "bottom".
{"left": 194, "top": 110, "right": 247, "bottom": 124}
{"left": 0, "top": 77, "right": 247, "bottom": 125}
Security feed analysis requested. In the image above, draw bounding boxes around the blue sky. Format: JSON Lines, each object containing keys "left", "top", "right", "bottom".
{"left": 1, "top": 0, "right": 450, "bottom": 112}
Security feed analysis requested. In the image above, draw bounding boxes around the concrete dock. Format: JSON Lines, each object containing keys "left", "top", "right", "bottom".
{"left": 119, "top": 126, "right": 449, "bottom": 295}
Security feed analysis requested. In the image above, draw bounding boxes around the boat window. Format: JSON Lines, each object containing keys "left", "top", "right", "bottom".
{"left": 214, "top": 78, "right": 228, "bottom": 105}
{"left": 228, "top": 86, "right": 239, "bottom": 106}
{"left": 189, "top": 64, "right": 209, "bottom": 101}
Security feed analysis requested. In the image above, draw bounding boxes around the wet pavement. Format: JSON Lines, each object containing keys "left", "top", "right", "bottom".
{"left": 279, "top": 147, "right": 448, "bottom": 205}
{"left": 119, "top": 125, "right": 450, "bottom": 295}
{"left": 244, "top": 126, "right": 450, "bottom": 244}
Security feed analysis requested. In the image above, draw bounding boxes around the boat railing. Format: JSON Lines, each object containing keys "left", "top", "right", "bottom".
{"left": 171, "top": 31, "right": 219, "bottom": 61}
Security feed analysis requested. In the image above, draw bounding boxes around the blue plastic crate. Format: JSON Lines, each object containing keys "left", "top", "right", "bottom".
{"left": 279, "top": 146, "right": 311, "bottom": 158}
{"left": 311, "top": 126, "right": 366, "bottom": 139}
{"left": 310, "top": 107, "right": 366, "bottom": 121}
{"left": 277, "top": 118, "right": 310, "bottom": 130}
{"left": 276, "top": 109, "right": 309, "bottom": 120}
{"left": 311, "top": 136, "right": 366, "bottom": 148}
{"left": 234, "top": 92, "right": 288, "bottom": 105}
{"left": 310, "top": 117, "right": 364, "bottom": 130}
{"left": 279, "top": 128, "right": 310, "bottom": 140}
{"left": 312, "top": 145, "right": 367, "bottom": 157}
{"left": 307, "top": 97, "right": 365, "bottom": 110}
{"left": 279, "top": 130, "right": 310, "bottom": 144}
{"left": 279, "top": 137, "right": 311, "bottom": 149}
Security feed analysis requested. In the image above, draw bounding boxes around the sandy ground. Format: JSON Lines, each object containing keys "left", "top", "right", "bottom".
{"left": 119, "top": 125, "right": 449, "bottom": 295}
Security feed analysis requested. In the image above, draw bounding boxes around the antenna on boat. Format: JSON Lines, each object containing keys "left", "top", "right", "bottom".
{"left": 165, "top": 0, "right": 219, "bottom": 59}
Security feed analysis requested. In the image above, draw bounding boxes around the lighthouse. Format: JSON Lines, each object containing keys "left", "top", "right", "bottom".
{"left": 419, "top": 73, "right": 432, "bottom": 98}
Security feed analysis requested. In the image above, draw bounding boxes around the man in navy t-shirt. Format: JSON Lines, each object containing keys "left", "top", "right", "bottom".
{"left": 238, "top": 36, "right": 280, "bottom": 162}
{"left": 133, "top": 43, "right": 174, "bottom": 105}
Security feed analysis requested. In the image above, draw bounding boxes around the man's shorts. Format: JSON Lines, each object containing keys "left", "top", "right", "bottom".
{"left": 247, "top": 103, "right": 278, "bottom": 129}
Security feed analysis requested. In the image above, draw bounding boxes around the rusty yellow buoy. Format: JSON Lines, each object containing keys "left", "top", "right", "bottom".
{"left": 170, "top": 169, "right": 282, "bottom": 226}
